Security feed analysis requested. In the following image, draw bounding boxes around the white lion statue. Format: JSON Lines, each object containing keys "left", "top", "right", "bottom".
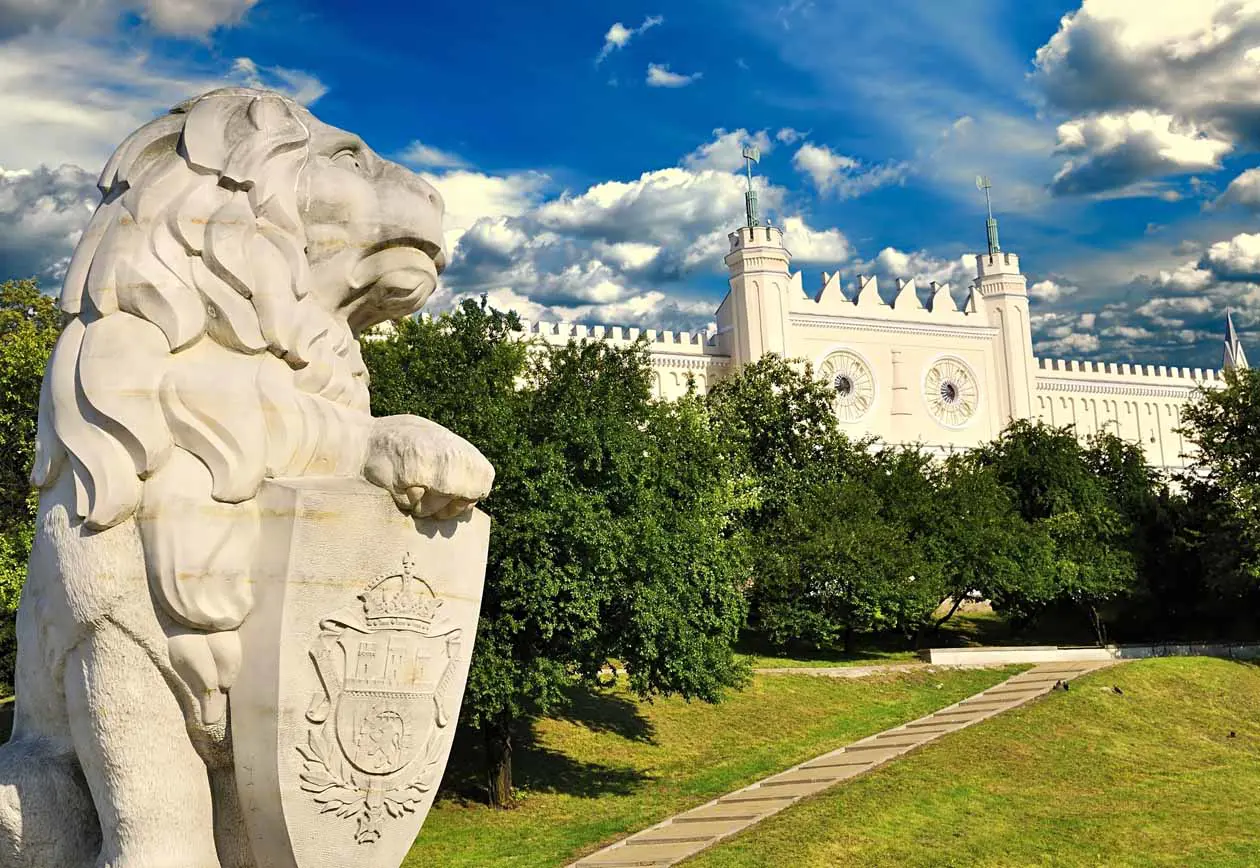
{"left": 0, "top": 87, "right": 494, "bottom": 868}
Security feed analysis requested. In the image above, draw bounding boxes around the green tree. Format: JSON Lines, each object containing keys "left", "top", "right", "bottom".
{"left": 704, "top": 353, "right": 849, "bottom": 527}
{"left": 1156, "top": 367, "right": 1260, "bottom": 635}
{"left": 928, "top": 455, "right": 1055, "bottom": 635}
{"left": 755, "top": 470, "right": 919, "bottom": 653}
{"left": 971, "top": 420, "right": 1139, "bottom": 643}
{"left": 362, "top": 300, "right": 748, "bottom": 806}
{"left": 0, "top": 278, "right": 62, "bottom": 693}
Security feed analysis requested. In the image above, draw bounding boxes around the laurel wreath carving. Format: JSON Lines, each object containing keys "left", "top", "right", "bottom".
{"left": 297, "top": 720, "right": 445, "bottom": 844}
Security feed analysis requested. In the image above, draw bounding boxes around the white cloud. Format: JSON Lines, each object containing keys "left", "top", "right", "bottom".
{"left": 791, "top": 142, "right": 908, "bottom": 199}
{"left": 1033, "top": 0, "right": 1260, "bottom": 195}
{"left": 430, "top": 162, "right": 850, "bottom": 331}
{"left": 1038, "top": 331, "right": 1101, "bottom": 355}
{"left": 419, "top": 169, "right": 549, "bottom": 254}
{"left": 681, "top": 128, "right": 772, "bottom": 172}
{"left": 646, "top": 63, "right": 701, "bottom": 88}
{"left": 397, "top": 140, "right": 468, "bottom": 171}
{"left": 775, "top": 127, "right": 803, "bottom": 144}
{"left": 0, "top": 162, "right": 97, "bottom": 280}
{"left": 1216, "top": 166, "right": 1260, "bottom": 208}
{"left": 1028, "top": 279, "right": 1078, "bottom": 303}
{"left": 1049, "top": 111, "right": 1232, "bottom": 196}
{"left": 0, "top": 35, "right": 326, "bottom": 172}
{"left": 141, "top": 0, "right": 256, "bottom": 37}
{"left": 229, "top": 57, "right": 326, "bottom": 105}
{"left": 780, "top": 216, "right": 851, "bottom": 264}
{"left": 856, "top": 247, "right": 977, "bottom": 290}
{"left": 1202, "top": 231, "right": 1260, "bottom": 281}
{"left": 0, "top": 0, "right": 256, "bottom": 38}
{"left": 596, "top": 15, "right": 662, "bottom": 64}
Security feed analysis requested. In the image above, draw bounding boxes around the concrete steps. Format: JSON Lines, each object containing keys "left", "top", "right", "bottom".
{"left": 567, "top": 661, "right": 1115, "bottom": 868}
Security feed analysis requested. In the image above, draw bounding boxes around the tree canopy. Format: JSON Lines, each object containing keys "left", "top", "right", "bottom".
{"left": 0, "top": 278, "right": 62, "bottom": 693}
{"left": 361, "top": 300, "right": 749, "bottom": 805}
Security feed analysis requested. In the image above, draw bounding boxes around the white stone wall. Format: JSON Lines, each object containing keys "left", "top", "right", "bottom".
{"left": 1033, "top": 359, "right": 1223, "bottom": 469}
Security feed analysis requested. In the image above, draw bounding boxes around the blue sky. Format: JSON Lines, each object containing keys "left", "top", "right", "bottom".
{"left": 2, "top": 0, "right": 1260, "bottom": 367}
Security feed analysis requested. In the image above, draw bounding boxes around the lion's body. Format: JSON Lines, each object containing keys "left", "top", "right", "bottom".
{"left": 0, "top": 88, "right": 494, "bottom": 868}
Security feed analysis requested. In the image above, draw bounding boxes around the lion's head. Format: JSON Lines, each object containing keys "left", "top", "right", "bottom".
{"left": 33, "top": 88, "right": 449, "bottom": 531}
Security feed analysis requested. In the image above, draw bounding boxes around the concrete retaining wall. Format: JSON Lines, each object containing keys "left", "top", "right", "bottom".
{"left": 922, "top": 643, "right": 1260, "bottom": 666}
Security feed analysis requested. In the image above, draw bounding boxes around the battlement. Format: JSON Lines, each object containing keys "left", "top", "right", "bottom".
{"left": 1035, "top": 357, "right": 1222, "bottom": 383}
{"left": 790, "top": 270, "right": 983, "bottom": 326}
{"left": 975, "top": 251, "right": 1021, "bottom": 278}
{"left": 513, "top": 319, "right": 723, "bottom": 354}
{"left": 727, "top": 224, "right": 785, "bottom": 252}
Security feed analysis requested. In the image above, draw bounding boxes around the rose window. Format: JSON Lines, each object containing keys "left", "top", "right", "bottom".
{"left": 819, "top": 351, "right": 875, "bottom": 423}
{"left": 924, "top": 357, "right": 979, "bottom": 427}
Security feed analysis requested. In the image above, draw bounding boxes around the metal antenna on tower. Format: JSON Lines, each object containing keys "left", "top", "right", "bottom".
{"left": 976, "top": 175, "right": 1000, "bottom": 255}
{"left": 743, "top": 145, "right": 760, "bottom": 229}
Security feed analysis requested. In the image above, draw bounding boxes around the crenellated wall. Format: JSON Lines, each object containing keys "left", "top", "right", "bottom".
{"left": 1032, "top": 357, "right": 1222, "bottom": 468}
{"left": 512, "top": 319, "right": 733, "bottom": 401}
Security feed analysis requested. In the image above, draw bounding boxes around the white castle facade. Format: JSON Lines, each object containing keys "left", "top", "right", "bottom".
{"left": 513, "top": 222, "right": 1249, "bottom": 471}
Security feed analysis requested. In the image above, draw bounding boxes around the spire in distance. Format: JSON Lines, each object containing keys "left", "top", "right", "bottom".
{"left": 1224, "top": 309, "right": 1249, "bottom": 370}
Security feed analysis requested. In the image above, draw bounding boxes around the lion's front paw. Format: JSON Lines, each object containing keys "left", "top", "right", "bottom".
{"left": 362, "top": 415, "right": 495, "bottom": 519}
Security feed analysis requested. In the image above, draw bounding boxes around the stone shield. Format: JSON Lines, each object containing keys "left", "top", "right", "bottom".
{"left": 232, "top": 479, "right": 489, "bottom": 868}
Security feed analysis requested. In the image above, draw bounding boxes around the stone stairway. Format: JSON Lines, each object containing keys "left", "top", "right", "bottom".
{"left": 567, "top": 661, "right": 1116, "bottom": 868}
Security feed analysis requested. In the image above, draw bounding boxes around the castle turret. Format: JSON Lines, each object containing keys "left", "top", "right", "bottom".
{"left": 718, "top": 224, "right": 792, "bottom": 366}
{"left": 1223, "top": 310, "right": 1249, "bottom": 370}
{"left": 716, "top": 148, "right": 792, "bottom": 366}
{"left": 973, "top": 250, "right": 1034, "bottom": 423}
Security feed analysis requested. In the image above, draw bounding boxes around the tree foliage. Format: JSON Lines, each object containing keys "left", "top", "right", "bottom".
{"left": 361, "top": 300, "right": 749, "bottom": 805}
{"left": 0, "top": 278, "right": 62, "bottom": 693}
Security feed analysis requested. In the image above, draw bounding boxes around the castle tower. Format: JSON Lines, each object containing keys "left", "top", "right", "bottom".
{"left": 1223, "top": 310, "right": 1249, "bottom": 370}
{"left": 716, "top": 147, "right": 792, "bottom": 366}
{"left": 972, "top": 250, "right": 1034, "bottom": 424}
{"left": 970, "top": 180, "right": 1034, "bottom": 423}
{"left": 718, "top": 224, "right": 792, "bottom": 366}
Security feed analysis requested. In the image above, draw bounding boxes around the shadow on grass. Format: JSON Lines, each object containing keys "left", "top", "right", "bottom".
{"left": 435, "top": 684, "right": 654, "bottom": 807}
{"left": 548, "top": 682, "right": 656, "bottom": 744}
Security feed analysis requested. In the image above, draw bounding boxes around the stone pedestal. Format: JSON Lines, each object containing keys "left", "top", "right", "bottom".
{"left": 232, "top": 479, "right": 489, "bottom": 868}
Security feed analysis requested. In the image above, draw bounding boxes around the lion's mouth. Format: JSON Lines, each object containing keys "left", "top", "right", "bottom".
{"left": 349, "top": 238, "right": 444, "bottom": 298}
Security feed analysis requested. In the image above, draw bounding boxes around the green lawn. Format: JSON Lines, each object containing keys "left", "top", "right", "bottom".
{"left": 688, "top": 657, "right": 1260, "bottom": 868}
{"left": 404, "top": 667, "right": 1022, "bottom": 867}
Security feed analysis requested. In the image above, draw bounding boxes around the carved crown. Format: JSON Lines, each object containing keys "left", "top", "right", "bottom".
{"left": 360, "top": 553, "right": 442, "bottom": 630}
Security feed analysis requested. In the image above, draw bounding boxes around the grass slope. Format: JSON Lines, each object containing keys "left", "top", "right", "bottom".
{"left": 688, "top": 658, "right": 1260, "bottom": 868}
{"left": 404, "top": 667, "right": 1021, "bottom": 867}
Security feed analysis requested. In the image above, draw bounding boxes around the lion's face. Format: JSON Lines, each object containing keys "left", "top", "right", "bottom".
{"left": 296, "top": 110, "right": 447, "bottom": 334}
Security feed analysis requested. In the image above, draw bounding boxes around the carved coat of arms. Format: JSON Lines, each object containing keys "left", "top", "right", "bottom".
{"left": 298, "top": 554, "right": 462, "bottom": 844}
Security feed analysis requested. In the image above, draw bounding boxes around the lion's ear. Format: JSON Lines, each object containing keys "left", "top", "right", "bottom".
{"left": 247, "top": 95, "right": 294, "bottom": 134}
{"left": 181, "top": 96, "right": 240, "bottom": 175}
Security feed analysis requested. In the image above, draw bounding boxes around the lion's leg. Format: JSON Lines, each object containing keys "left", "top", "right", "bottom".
{"left": 0, "top": 738, "right": 99, "bottom": 868}
{"left": 209, "top": 760, "right": 257, "bottom": 868}
{"left": 64, "top": 620, "right": 220, "bottom": 868}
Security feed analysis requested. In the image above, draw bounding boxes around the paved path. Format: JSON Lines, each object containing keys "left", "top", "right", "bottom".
{"left": 567, "top": 661, "right": 1116, "bottom": 868}
{"left": 752, "top": 662, "right": 987, "bottom": 678}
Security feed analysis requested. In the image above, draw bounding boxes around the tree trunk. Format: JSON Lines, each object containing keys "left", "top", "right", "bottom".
{"left": 1086, "top": 604, "right": 1108, "bottom": 647}
{"left": 484, "top": 718, "right": 514, "bottom": 809}
{"left": 933, "top": 596, "right": 965, "bottom": 629}
{"left": 842, "top": 623, "right": 855, "bottom": 656}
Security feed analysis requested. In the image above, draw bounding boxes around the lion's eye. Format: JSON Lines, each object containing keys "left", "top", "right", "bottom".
{"left": 332, "top": 150, "right": 363, "bottom": 172}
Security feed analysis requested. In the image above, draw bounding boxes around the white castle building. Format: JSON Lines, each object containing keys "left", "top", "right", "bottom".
{"left": 512, "top": 196, "right": 1248, "bottom": 471}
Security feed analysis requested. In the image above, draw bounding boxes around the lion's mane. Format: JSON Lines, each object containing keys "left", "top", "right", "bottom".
{"left": 32, "top": 88, "right": 370, "bottom": 535}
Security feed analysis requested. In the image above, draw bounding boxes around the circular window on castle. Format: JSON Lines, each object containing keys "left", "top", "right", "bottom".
{"left": 924, "top": 357, "right": 979, "bottom": 428}
{"left": 819, "top": 350, "right": 875, "bottom": 423}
